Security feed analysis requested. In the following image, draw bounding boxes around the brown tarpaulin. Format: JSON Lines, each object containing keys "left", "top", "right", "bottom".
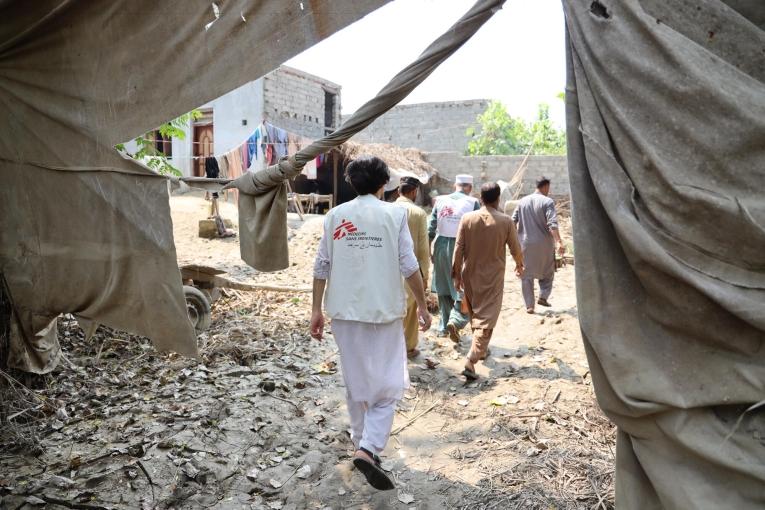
{"left": 4, "top": 0, "right": 765, "bottom": 505}
{"left": 0, "top": 0, "right": 389, "bottom": 372}
{"left": 563, "top": 0, "right": 765, "bottom": 507}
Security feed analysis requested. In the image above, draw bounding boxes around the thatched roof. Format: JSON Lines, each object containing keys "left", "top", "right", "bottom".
{"left": 335, "top": 141, "right": 437, "bottom": 181}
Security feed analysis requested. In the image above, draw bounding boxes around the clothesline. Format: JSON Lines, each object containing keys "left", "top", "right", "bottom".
{"left": 207, "top": 120, "right": 310, "bottom": 161}
{"left": 153, "top": 121, "right": 479, "bottom": 153}
{"left": 145, "top": 139, "right": 300, "bottom": 146}
{"left": 197, "top": 120, "right": 323, "bottom": 181}
{"left": 161, "top": 151, "right": 330, "bottom": 161}
{"left": 145, "top": 138, "right": 320, "bottom": 161}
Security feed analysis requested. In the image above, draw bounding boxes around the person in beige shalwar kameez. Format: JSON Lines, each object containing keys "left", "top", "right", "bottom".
{"left": 452, "top": 182, "right": 524, "bottom": 380}
{"left": 395, "top": 177, "right": 431, "bottom": 359}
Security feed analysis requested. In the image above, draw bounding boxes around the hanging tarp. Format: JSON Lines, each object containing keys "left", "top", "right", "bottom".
{"left": 562, "top": 0, "right": 765, "bottom": 507}
{"left": 0, "top": 0, "right": 389, "bottom": 372}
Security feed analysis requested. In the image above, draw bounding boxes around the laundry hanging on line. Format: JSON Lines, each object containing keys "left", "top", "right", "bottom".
{"left": 207, "top": 121, "right": 324, "bottom": 180}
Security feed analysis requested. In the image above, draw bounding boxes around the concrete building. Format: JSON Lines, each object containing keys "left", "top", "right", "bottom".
{"left": 344, "top": 99, "right": 488, "bottom": 153}
{"left": 154, "top": 66, "right": 341, "bottom": 177}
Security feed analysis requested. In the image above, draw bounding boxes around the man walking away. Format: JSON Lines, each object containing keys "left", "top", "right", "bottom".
{"left": 428, "top": 174, "right": 479, "bottom": 343}
{"left": 311, "top": 156, "right": 431, "bottom": 491}
{"left": 395, "top": 176, "right": 430, "bottom": 359}
{"left": 511, "top": 177, "right": 565, "bottom": 314}
{"left": 453, "top": 182, "right": 524, "bottom": 380}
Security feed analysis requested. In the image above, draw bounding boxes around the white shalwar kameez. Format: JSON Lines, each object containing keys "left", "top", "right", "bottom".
{"left": 314, "top": 206, "right": 419, "bottom": 455}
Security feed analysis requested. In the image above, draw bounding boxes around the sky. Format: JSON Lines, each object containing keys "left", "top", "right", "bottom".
{"left": 287, "top": 0, "right": 567, "bottom": 128}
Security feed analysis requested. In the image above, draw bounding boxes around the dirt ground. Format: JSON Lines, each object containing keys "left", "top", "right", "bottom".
{"left": 171, "top": 194, "right": 320, "bottom": 289}
{"left": 0, "top": 195, "right": 615, "bottom": 509}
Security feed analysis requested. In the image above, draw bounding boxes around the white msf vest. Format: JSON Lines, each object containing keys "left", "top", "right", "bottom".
{"left": 325, "top": 195, "right": 407, "bottom": 323}
{"left": 435, "top": 194, "right": 479, "bottom": 238}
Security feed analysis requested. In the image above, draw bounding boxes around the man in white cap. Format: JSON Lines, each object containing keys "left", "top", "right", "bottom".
{"left": 428, "top": 174, "right": 479, "bottom": 342}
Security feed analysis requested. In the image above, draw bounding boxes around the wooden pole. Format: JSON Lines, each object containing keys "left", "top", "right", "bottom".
{"left": 286, "top": 180, "right": 304, "bottom": 221}
{"left": 0, "top": 273, "right": 12, "bottom": 371}
{"left": 332, "top": 151, "right": 338, "bottom": 208}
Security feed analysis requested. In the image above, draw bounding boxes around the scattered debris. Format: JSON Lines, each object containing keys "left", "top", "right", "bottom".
{"left": 0, "top": 202, "right": 614, "bottom": 509}
{"left": 424, "top": 357, "right": 439, "bottom": 369}
{"left": 398, "top": 492, "right": 416, "bottom": 504}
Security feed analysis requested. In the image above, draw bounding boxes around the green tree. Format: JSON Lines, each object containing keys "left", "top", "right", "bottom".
{"left": 465, "top": 101, "right": 527, "bottom": 155}
{"left": 466, "top": 100, "right": 566, "bottom": 156}
{"left": 527, "top": 103, "right": 567, "bottom": 155}
{"left": 115, "top": 110, "right": 201, "bottom": 176}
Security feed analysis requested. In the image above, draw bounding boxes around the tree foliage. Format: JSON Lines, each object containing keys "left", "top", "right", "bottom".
{"left": 115, "top": 110, "right": 201, "bottom": 176}
{"left": 466, "top": 100, "right": 566, "bottom": 156}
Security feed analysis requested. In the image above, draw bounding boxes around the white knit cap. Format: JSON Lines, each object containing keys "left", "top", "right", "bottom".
{"left": 455, "top": 174, "right": 473, "bottom": 185}
{"left": 383, "top": 176, "right": 400, "bottom": 192}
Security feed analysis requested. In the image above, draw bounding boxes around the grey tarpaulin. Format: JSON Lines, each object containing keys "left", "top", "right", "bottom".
{"left": 224, "top": 0, "right": 505, "bottom": 272}
{"left": 563, "top": 0, "right": 765, "bottom": 507}
{"left": 0, "top": 0, "right": 388, "bottom": 372}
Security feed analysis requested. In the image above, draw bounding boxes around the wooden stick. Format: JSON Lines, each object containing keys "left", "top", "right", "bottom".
{"left": 391, "top": 401, "right": 440, "bottom": 436}
{"left": 332, "top": 152, "right": 338, "bottom": 208}
{"left": 286, "top": 181, "right": 304, "bottom": 220}
{"left": 211, "top": 276, "right": 310, "bottom": 293}
{"left": 136, "top": 460, "right": 155, "bottom": 503}
{"left": 262, "top": 391, "right": 301, "bottom": 410}
{"left": 36, "top": 495, "right": 108, "bottom": 510}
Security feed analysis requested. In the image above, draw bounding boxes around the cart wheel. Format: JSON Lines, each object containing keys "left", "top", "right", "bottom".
{"left": 184, "top": 285, "right": 211, "bottom": 331}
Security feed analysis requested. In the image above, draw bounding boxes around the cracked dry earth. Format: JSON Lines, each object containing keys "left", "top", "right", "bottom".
{"left": 1, "top": 196, "right": 615, "bottom": 509}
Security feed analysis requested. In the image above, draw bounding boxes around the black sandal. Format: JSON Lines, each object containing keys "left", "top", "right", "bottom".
{"left": 352, "top": 447, "right": 395, "bottom": 491}
{"left": 462, "top": 365, "right": 479, "bottom": 381}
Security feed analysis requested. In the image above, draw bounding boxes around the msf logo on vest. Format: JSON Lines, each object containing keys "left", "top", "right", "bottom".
{"left": 438, "top": 206, "right": 455, "bottom": 219}
{"left": 333, "top": 219, "right": 358, "bottom": 240}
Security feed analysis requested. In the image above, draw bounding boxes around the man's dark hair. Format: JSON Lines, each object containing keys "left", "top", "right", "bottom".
{"left": 344, "top": 156, "right": 390, "bottom": 195}
{"left": 480, "top": 181, "right": 501, "bottom": 204}
{"left": 399, "top": 176, "right": 420, "bottom": 195}
{"left": 383, "top": 189, "right": 399, "bottom": 202}
{"left": 536, "top": 176, "right": 551, "bottom": 189}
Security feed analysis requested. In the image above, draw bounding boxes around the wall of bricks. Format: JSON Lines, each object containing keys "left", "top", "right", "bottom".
{"left": 345, "top": 100, "right": 489, "bottom": 153}
{"left": 424, "top": 151, "right": 570, "bottom": 196}
{"left": 263, "top": 66, "right": 341, "bottom": 140}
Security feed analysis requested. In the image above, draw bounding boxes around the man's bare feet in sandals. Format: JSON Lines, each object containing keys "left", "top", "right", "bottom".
{"left": 352, "top": 448, "right": 394, "bottom": 490}
{"left": 462, "top": 359, "right": 479, "bottom": 380}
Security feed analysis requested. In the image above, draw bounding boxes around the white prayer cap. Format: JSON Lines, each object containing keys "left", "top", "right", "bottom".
{"left": 383, "top": 176, "right": 400, "bottom": 192}
{"left": 455, "top": 174, "right": 474, "bottom": 185}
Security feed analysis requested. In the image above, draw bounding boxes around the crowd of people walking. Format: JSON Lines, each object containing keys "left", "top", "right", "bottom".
{"left": 310, "top": 156, "right": 563, "bottom": 490}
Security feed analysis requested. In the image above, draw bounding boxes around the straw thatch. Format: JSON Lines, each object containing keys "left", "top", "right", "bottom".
{"left": 336, "top": 141, "right": 437, "bottom": 180}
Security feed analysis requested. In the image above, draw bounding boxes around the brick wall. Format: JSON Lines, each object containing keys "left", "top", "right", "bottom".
{"left": 263, "top": 66, "right": 341, "bottom": 140}
{"left": 424, "top": 152, "right": 569, "bottom": 196}
{"left": 345, "top": 100, "right": 488, "bottom": 153}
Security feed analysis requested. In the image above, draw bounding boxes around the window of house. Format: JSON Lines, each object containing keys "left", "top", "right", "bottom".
{"left": 152, "top": 131, "right": 173, "bottom": 158}
{"left": 324, "top": 90, "right": 336, "bottom": 128}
